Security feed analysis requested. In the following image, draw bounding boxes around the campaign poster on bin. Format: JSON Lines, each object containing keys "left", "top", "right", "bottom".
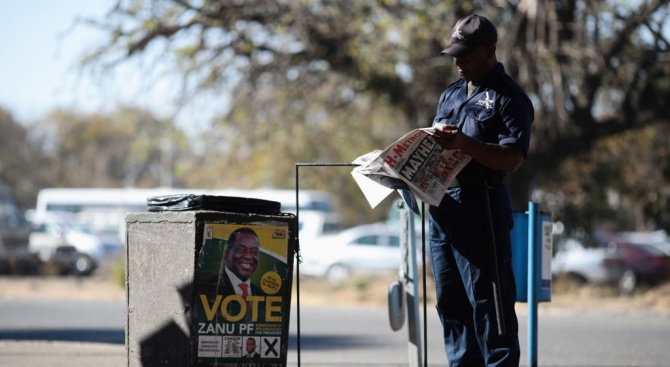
{"left": 193, "top": 221, "right": 292, "bottom": 367}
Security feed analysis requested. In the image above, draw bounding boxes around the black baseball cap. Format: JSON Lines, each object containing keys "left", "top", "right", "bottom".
{"left": 440, "top": 15, "right": 497, "bottom": 58}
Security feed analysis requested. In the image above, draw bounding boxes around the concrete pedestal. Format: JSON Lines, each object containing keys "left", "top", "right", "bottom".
{"left": 125, "top": 210, "right": 295, "bottom": 367}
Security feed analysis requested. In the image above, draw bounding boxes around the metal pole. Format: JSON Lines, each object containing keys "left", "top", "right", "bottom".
{"left": 527, "top": 201, "right": 538, "bottom": 367}
{"left": 294, "top": 162, "right": 359, "bottom": 367}
{"left": 421, "top": 202, "right": 428, "bottom": 367}
{"left": 481, "top": 182, "right": 506, "bottom": 336}
{"left": 294, "top": 165, "right": 301, "bottom": 367}
{"left": 399, "top": 201, "right": 422, "bottom": 367}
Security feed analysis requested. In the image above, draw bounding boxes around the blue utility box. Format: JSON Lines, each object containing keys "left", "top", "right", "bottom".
{"left": 511, "top": 204, "right": 552, "bottom": 303}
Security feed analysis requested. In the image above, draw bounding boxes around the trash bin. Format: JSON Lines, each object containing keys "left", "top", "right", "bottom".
{"left": 126, "top": 194, "right": 297, "bottom": 367}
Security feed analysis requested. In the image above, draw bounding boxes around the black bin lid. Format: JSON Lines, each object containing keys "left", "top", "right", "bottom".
{"left": 146, "top": 194, "right": 281, "bottom": 214}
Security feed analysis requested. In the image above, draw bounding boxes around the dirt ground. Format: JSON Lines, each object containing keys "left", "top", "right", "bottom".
{"left": 2, "top": 271, "right": 670, "bottom": 314}
{"left": 293, "top": 274, "right": 670, "bottom": 314}
{"left": 0, "top": 274, "right": 125, "bottom": 301}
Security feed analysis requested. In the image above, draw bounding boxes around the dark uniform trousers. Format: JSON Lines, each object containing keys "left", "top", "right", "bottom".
{"left": 429, "top": 183, "right": 520, "bottom": 367}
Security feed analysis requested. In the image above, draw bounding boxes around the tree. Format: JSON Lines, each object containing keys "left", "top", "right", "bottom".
{"left": 0, "top": 107, "right": 49, "bottom": 208}
{"left": 80, "top": 0, "right": 670, "bottom": 229}
{"left": 28, "top": 107, "right": 191, "bottom": 189}
{"left": 508, "top": 0, "right": 670, "bottom": 179}
{"left": 546, "top": 123, "right": 670, "bottom": 232}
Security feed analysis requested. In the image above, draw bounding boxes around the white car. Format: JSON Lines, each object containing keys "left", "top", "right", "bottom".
{"left": 299, "top": 222, "right": 421, "bottom": 284}
{"left": 551, "top": 238, "right": 624, "bottom": 285}
{"left": 27, "top": 211, "right": 105, "bottom": 275}
{"left": 297, "top": 210, "right": 344, "bottom": 242}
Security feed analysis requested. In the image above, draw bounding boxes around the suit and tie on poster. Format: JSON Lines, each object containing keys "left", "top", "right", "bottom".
{"left": 193, "top": 219, "right": 294, "bottom": 367}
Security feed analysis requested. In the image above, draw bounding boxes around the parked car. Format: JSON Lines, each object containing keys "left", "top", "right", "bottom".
{"left": 0, "top": 185, "right": 39, "bottom": 274}
{"left": 553, "top": 232, "right": 670, "bottom": 295}
{"left": 28, "top": 220, "right": 81, "bottom": 275}
{"left": 297, "top": 210, "right": 344, "bottom": 242}
{"left": 600, "top": 231, "right": 670, "bottom": 294}
{"left": 299, "top": 222, "right": 422, "bottom": 284}
{"left": 26, "top": 211, "right": 105, "bottom": 276}
{"left": 552, "top": 238, "right": 625, "bottom": 286}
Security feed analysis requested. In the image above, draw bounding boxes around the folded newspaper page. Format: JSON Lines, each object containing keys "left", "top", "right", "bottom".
{"left": 352, "top": 127, "right": 472, "bottom": 209}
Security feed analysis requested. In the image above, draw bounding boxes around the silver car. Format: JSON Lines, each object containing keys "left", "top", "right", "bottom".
{"left": 552, "top": 238, "right": 625, "bottom": 285}
{"left": 299, "top": 222, "right": 422, "bottom": 284}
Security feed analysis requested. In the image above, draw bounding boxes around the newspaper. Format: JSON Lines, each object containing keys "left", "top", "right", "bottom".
{"left": 352, "top": 127, "right": 472, "bottom": 211}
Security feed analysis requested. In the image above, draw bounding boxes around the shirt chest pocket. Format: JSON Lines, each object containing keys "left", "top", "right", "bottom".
{"left": 460, "top": 104, "right": 498, "bottom": 140}
{"left": 433, "top": 105, "right": 458, "bottom": 126}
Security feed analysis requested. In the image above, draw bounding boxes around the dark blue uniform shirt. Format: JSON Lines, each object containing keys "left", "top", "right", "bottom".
{"left": 432, "top": 62, "right": 533, "bottom": 181}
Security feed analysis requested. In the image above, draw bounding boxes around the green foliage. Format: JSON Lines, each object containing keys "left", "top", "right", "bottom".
{"left": 77, "top": 0, "right": 670, "bottom": 231}
{"left": 26, "top": 106, "right": 192, "bottom": 189}
{"left": 538, "top": 123, "right": 670, "bottom": 232}
{"left": 0, "top": 108, "right": 50, "bottom": 208}
{"left": 110, "top": 255, "right": 126, "bottom": 289}
{"left": 351, "top": 275, "right": 372, "bottom": 292}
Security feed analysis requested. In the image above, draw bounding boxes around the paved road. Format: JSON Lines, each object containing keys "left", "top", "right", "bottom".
{"left": 0, "top": 299, "right": 125, "bottom": 367}
{"left": 289, "top": 306, "right": 670, "bottom": 367}
{"left": 0, "top": 299, "right": 124, "bottom": 344}
{"left": 1, "top": 298, "right": 670, "bottom": 366}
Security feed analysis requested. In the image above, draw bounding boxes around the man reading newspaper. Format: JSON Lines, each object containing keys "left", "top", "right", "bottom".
{"left": 353, "top": 14, "right": 533, "bottom": 367}
{"left": 428, "top": 14, "right": 533, "bottom": 367}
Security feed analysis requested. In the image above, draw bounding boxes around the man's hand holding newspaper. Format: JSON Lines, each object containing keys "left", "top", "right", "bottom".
{"left": 352, "top": 127, "right": 472, "bottom": 212}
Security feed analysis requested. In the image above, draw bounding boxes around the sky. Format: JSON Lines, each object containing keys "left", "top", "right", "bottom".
{"left": 0, "top": 1, "right": 220, "bottom": 129}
